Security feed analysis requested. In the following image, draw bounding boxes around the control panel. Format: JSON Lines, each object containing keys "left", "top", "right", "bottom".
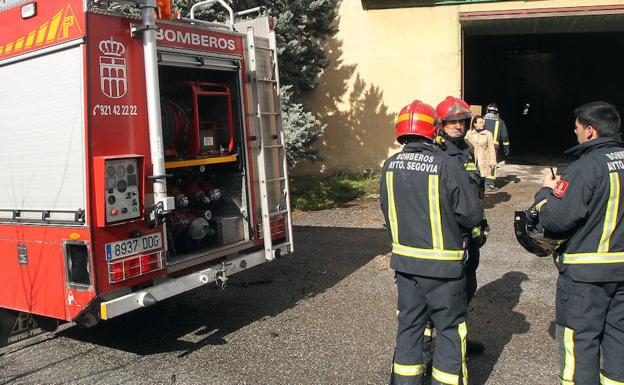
{"left": 104, "top": 158, "right": 141, "bottom": 223}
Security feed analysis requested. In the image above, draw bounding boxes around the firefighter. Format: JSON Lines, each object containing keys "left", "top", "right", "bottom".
{"left": 532, "top": 101, "right": 624, "bottom": 385}
{"left": 436, "top": 96, "right": 488, "bottom": 355}
{"left": 381, "top": 100, "right": 483, "bottom": 385}
{"left": 483, "top": 103, "right": 510, "bottom": 191}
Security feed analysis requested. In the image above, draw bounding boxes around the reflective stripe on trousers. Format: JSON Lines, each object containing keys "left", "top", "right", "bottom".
{"left": 561, "top": 327, "right": 575, "bottom": 385}
{"left": 431, "top": 322, "right": 468, "bottom": 385}
{"left": 601, "top": 373, "right": 624, "bottom": 385}
{"left": 394, "top": 363, "right": 425, "bottom": 377}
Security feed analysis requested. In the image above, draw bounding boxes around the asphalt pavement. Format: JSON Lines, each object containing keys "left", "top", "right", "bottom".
{"left": 0, "top": 164, "right": 561, "bottom": 385}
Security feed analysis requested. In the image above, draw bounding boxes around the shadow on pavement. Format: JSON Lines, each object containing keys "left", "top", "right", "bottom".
{"left": 59, "top": 226, "right": 389, "bottom": 357}
{"left": 467, "top": 271, "right": 530, "bottom": 385}
{"left": 496, "top": 174, "right": 521, "bottom": 189}
{"left": 483, "top": 191, "right": 511, "bottom": 209}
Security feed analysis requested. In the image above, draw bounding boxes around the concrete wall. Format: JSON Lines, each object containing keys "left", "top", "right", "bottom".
{"left": 294, "top": 0, "right": 624, "bottom": 175}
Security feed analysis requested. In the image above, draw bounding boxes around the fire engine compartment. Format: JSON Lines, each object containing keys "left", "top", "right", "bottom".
{"left": 158, "top": 63, "right": 251, "bottom": 264}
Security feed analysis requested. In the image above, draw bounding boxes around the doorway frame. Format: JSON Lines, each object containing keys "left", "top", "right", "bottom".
{"left": 459, "top": 4, "right": 624, "bottom": 96}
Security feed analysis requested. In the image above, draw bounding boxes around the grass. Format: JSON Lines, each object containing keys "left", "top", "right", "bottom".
{"left": 289, "top": 171, "right": 380, "bottom": 211}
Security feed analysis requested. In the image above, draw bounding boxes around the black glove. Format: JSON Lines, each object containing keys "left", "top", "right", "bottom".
{"left": 481, "top": 218, "right": 491, "bottom": 234}
{"left": 468, "top": 225, "right": 487, "bottom": 248}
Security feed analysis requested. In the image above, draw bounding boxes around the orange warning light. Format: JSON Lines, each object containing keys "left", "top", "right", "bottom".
{"left": 157, "top": 0, "right": 172, "bottom": 19}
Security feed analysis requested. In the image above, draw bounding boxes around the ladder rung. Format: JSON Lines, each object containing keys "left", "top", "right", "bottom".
{"left": 263, "top": 144, "right": 284, "bottom": 149}
{"left": 269, "top": 210, "right": 289, "bottom": 217}
{"left": 258, "top": 78, "right": 277, "bottom": 83}
{"left": 265, "top": 176, "right": 286, "bottom": 183}
{"left": 255, "top": 46, "right": 273, "bottom": 51}
{"left": 259, "top": 112, "right": 281, "bottom": 116}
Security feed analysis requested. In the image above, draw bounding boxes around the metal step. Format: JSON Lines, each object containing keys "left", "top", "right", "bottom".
{"left": 266, "top": 176, "right": 286, "bottom": 183}
{"left": 269, "top": 209, "right": 289, "bottom": 218}
{"left": 263, "top": 144, "right": 284, "bottom": 149}
{"left": 259, "top": 111, "right": 281, "bottom": 116}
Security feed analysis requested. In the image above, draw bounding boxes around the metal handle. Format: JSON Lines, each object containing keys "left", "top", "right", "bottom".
{"left": 190, "top": 0, "right": 234, "bottom": 29}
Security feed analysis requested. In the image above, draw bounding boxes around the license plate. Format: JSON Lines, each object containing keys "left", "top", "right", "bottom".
{"left": 105, "top": 233, "right": 162, "bottom": 261}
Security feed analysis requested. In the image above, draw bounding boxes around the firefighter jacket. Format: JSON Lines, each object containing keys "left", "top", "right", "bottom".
{"left": 380, "top": 140, "right": 483, "bottom": 279}
{"left": 535, "top": 137, "right": 624, "bottom": 282}
{"left": 440, "top": 136, "right": 488, "bottom": 247}
{"left": 442, "top": 135, "right": 482, "bottom": 187}
{"left": 484, "top": 113, "right": 510, "bottom": 155}
{"left": 465, "top": 128, "right": 497, "bottom": 178}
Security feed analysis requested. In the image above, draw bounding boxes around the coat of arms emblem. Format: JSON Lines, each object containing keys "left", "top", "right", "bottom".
{"left": 99, "top": 37, "right": 127, "bottom": 99}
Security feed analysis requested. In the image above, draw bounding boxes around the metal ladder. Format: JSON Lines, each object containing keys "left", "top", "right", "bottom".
{"left": 246, "top": 27, "right": 293, "bottom": 261}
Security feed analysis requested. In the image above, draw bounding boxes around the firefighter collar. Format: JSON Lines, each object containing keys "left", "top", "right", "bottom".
{"left": 442, "top": 135, "right": 469, "bottom": 155}
{"left": 403, "top": 141, "right": 436, "bottom": 152}
{"left": 565, "top": 136, "right": 623, "bottom": 158}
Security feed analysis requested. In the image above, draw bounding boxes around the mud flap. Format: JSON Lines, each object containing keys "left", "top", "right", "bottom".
{"left": 0, "top": 308, "right": 58, "bottom": 348}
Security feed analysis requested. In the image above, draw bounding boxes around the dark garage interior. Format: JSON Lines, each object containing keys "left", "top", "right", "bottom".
{"left": 463, "top": 14, "right": 624, "bottom": 163}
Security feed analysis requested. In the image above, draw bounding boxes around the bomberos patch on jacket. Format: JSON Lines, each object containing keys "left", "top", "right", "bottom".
{"left": 553, "top": 180, "right": 569, "bottom": 198}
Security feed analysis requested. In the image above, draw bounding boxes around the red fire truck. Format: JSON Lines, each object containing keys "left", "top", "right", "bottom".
{"left": 0, "top": 0, "right": 293, "bottom": 346}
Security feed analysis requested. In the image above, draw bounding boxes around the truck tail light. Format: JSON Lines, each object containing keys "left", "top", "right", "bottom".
{"left": 125, "top": 258, "right": 140, "bottom": 278}
{"left": 140, "top": 254, "right": 159, "bottom": 273}
{"left": 108, "top": 251, "right": 165, "bottom": 284}
{"left": 111, "top": 262, "right": 123, "bottom": 282}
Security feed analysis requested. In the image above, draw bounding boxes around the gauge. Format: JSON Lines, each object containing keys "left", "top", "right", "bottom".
{"left": 106, "top": 166, "right": 116, "bottom": 177}
{"left": 108, "top": 195, "right": 116, "bottom": 205}
{"left": 116, "top": 165, "right": 126, "bottom": 178}
{"left": 117, "top": 179, "right": 127, "bottom": 193}
{"left": 126, "top": 164, "right": 135, "bottom": 174}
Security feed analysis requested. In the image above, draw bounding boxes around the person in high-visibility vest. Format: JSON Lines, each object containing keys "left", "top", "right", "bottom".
{"left": 484, "top": 103, "right": 510, "bottom": 191}
{"left": 381, "top": 100, "right": 483, "bottom": 385}
{"left": 533, "top": 101, "right": 624, "bottom": 385}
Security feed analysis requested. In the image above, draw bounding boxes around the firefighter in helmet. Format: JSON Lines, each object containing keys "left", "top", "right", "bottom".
{"left": 525, "top": 101, "right": 624, "bottom": 385}
{"left": 381, "top": 100, "right": 483, "bottom": 385}
{"left": 483, "top": 102, "right": 510, "bottom": 191}
{"left": 436, "top": 96, "right": 489, "bottom": 355}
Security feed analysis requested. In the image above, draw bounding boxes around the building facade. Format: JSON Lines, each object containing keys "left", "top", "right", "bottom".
{"left": 297, "top": 0, "right": 624, "bottom": 174}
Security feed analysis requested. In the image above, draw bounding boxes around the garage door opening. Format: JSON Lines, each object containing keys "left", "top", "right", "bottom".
{"left": 462, "top": 9, "right": 624, "bottom": 164}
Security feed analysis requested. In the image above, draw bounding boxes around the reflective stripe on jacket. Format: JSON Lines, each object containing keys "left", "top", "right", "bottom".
{"left": 380, "top": 141, "right": 483, "bottom": 278}
{"left": 534, "top": 137, "right": 624, "bottom": 282}
{"left": 484, "top": 115, "right": 510, "bottom": 150}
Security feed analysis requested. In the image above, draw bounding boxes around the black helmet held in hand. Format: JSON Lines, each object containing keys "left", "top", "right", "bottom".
{"left": 514, "top": 204, "right": 567, "bottom": 257}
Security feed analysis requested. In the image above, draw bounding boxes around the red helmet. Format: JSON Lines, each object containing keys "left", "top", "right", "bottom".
{"left": 436, "top": 96, "right": 472, "bottom": 122}
{"left": 395, "top": 100, "right": 437, "bottom": 142}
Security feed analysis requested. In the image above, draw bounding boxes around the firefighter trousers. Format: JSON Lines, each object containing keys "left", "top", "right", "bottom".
{"left": 422, "top": 248, "right": 479, "bottom": 365}
{"left": 556, "top": 273, "right": 624, "bottom": 385}
{"left": 391, "top": 272, "right": 468, "bottom": 385}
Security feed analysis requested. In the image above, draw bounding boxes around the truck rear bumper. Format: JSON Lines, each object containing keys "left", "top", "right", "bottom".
{"left": 100, "top": 248, "right": 272, "bottom": 320}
